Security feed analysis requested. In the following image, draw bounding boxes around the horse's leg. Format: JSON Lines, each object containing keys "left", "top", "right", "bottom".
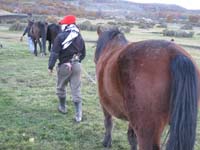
{"left": 136, "top": 124, "right": 163, "bottom": 150}
{"left": 42, "top": 26, "right": 47, "bottom": 55}
{"left": 102, "top": 106, "right": 113, "bottom": 147}
{"left": 38, "top": 39, "right": 42, "bottom": 56}
{"left": 33, "top": 40, "right": 37, "bottom": 56}
{"left": 48, "top": 41, "right": 51, "bottom": 52}
{"left": 136, "top": 130, "right": 154, "bottom": 150}
{"left": 127, "top": 124, "right": 137, "bottom": 150}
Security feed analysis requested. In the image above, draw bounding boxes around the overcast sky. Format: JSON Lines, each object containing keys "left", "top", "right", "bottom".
{"left": 126, "top": 0, "right": 200, "bottom": 10}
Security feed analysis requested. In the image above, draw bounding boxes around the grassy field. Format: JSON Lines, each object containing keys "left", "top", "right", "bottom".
{"left": 0, "top": 24, "right": 200, "bottom": 150}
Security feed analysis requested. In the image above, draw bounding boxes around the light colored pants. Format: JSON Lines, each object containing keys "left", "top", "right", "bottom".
{"left": 56, "top": 62, "right": 82, "bottom": 103}
{"left": 27, "top": 36, "right": 34, "bottom": 53}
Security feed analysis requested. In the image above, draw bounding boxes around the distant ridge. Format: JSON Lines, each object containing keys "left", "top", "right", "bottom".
{"left": 0, "top": 0, "right": 199, "bottom": 19}
{"left": 74, "top": 0, "right": 200, "bottom": 19}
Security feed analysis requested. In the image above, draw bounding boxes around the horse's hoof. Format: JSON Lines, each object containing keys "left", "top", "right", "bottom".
{"left": 102, "top": 139, "right": 112, "bottom": 148}
{"left": 40, "top": 53, "right": 46, "bottom": 57}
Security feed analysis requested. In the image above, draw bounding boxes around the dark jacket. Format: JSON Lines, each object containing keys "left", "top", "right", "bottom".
{"left": 23, "top": 20, "right": 34, "bottom": 37}
{"left": 48, "top": 30, "right": 86, "bottom": 70}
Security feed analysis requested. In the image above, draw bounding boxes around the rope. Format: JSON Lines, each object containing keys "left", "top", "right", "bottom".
{"left": 161, "top": 128, "right": 170, "bottom": 149}
{"left": 82, "top": 67, "right": 96, "bottom": 85}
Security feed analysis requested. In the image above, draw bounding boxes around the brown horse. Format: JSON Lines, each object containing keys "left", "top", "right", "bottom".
{"left": 30, "top": 21, "right": 48, "bottom": 56}
{"left": 94, "top": 27, "right": 200, "bottom": 150}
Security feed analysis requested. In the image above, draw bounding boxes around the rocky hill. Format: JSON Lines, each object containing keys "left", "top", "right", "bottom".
{"left": 73, "top": 0, "right": 200, "bottom": 19}
{"left": 0, "top": 0, "right": 199, "bottom": 20}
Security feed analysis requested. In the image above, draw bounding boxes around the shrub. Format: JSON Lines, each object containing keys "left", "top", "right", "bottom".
{"left": 156, "top": 23, "right": 167, "bottom": 28}
{"left": 163, "top": 29, "right": 194, "bottom": 38}
{"left": 96, "top": 24, "right": 131, "bottom": 34}
{"left": 119, "top": 26, "right": 131, "bottom": 33}
{"left": 138, "top": 20, "right": 155, "bottom": 29}
{"left": 46, "top": 15, "right": 59, "bottom": 24}
{"left": 138, "top": 23, "right": 154, "bottom": 29}
{"left": 77, "top": 20, "right": 98, "bottom": 31}
{"left": 107, "top": 21, "right": 117, "bottom": 26}
{"left": 9, "top": 22, "right": 26, "bottom": 31}
{"left": 180, "top": 24, "right": 193, "bottom": 30}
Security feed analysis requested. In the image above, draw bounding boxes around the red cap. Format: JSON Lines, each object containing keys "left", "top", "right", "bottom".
{"left": 59, "top": 15, "right": 76, "bottom": 25}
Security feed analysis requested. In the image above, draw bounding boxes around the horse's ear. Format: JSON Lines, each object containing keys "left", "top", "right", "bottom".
{"left": 97, "top": 26, "right": 102, "bottom": 37}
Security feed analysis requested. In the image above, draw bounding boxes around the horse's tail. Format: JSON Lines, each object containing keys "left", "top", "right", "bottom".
{"left": 167, "top": 54, "right": 198, "bottom": 150}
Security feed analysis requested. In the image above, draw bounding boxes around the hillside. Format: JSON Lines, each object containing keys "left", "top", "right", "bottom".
{"left": 0, "top": 0, "right": 199, "bottom": 20}
{"left": 73, "top": 0, "right": 200, "bottom": 19}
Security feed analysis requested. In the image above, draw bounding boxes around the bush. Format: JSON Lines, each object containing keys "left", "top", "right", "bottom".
{"left": 107, "top": 21, "right": 117, "bottom": 26}
{"left": 138, "top": 23, "right": 154, "bottom": 29}
{"left": 9, "top": 22, "right": 26, "bottom": 31}
{"left": 46, "top": 15, "right": 59, "bottom": 24}
{"left": 163, "top": 29, "right": 194, "bottom": 38}
{"left": 77, "top": 20, "right": 98, "bottom": 31}
{"left": 180, "top": 24, "right": 193, "bottom": 30}
{"left": 156, "top": 23, "right": 167, "bottom": 28}
{"left": 107, "top": 21, "right": 133, "bottom": 33}
{"left": 96, "top": 24, "right": 131, "bottom": 34}
{"left": 119, "top": 26, "right": 131, "bottom": 33}
{"left": 116, "top": 21, "right": 134, "bottom": 28}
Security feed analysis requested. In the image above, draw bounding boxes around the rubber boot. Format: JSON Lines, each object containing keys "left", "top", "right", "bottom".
{"left": 74, "top": 102, "right": 82, "bottom": 122}
{"left": 58, "top": 97, "right": 67, "bottom": 114}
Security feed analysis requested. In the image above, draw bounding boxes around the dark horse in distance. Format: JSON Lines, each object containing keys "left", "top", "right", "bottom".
{"left": 30, "top": 21, "right": 48, "bottom": 56}
{"left": 46, "top": 23, "right": 61, "bottom": 52}
{"left": 95, "top": 27, "right": 200, "bottom": 150}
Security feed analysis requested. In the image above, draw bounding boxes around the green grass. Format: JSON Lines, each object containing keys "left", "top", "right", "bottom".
{"left": 0, "top": 25, "right": 200, "bottom": 150}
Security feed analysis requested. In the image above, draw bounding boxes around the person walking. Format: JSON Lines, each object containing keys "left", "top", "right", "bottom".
{"left": 20, "top": 13, "right": 34, "bottom": 53}
{"left": 48, "top": 15, "right": 86, "bottom": 122}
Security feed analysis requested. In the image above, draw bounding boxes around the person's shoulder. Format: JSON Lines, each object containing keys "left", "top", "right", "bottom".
{"left": 56, "top": 32, "right": 65, "bottom": 39}
{"left": 58, "top": 31, "right": 70, "bottom": 38}
{"left": 77, "top": 33, "right": 85, "bottom": 41}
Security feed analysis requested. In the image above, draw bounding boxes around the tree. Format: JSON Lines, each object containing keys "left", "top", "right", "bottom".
{"left": 188, "top": 15, "right": 200, "bottom": 23}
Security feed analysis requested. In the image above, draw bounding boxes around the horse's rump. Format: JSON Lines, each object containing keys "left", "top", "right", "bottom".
{"left": 95, "top": 28, "right": 199, "bottom": 150}
{"left": 30, "top": 21, "right": 48, "bottom": 55}
{"left": 30, "top": 22, "right": 47, "bottom": 37}
{"left": 46, "top": 23, "right": 61, "bottom": 51}
{"left": 47, "top": 23, "right": 60, "bottom": 42}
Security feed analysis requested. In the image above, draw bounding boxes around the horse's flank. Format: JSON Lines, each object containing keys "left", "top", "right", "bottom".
{"left": 96, "top": 30, "right": 130, "bottom": 119}
{"left": 96, "top": 44, "right": 128, "bottom": 120}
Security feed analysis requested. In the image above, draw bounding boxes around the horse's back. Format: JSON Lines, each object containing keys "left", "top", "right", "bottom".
{"left": 31, "top": 21, "right": 47, "bottom": 38}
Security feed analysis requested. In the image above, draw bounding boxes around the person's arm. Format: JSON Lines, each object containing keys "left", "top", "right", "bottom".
{"left": 48, "top": 35, "right": 62, "bottom": 70}
{"left": 23, "top": 27, "right": 29, "bottom": 36}
{"left": 79, "top": 40, "right": 86, "bottom": 62}
{"left": 20, "top": 27, "right": 28, "bottom": 41}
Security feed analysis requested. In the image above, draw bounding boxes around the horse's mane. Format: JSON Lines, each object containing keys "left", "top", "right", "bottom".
{"left": 95, "top": 28, "right": 128, "bottom": 62}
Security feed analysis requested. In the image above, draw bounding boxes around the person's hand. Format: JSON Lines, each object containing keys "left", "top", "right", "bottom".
{"left": 48, "top": 69, "right": 53, "bottom": 75}
{"left": 20, "top": 36, "right": 23, "bottom": 42}
{"left": 65, "top": 63, "right": 72, "bottom": 71}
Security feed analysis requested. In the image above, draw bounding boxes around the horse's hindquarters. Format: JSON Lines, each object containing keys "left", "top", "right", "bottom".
{"left": 117, "top": 43, "right": 174, "bottom": 149}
